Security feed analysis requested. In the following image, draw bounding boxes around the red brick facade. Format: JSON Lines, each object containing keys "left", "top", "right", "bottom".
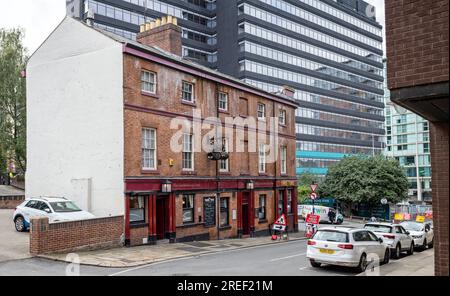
{"left": 122, "top": 20, "right": 298, "bottom": 246}
{"left": 30, "top": 216, "right": 124, "bottom": 255}
{"left": 386, "top": 0, "right": 449, "bottom": 276}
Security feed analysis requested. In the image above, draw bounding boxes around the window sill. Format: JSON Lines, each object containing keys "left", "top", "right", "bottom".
{"left": 279, "top": 123, "right": 287, "bottom": 128}
{"left": 142, "top": 169, "right": 159, "bottom": 175}
{"left": 141, "top": 91, "right": 159, "bottom": 99}
{"left": 182, "top": 170, "right": 197, "bottom": 176}
{"left": 219, "top": 225, "right": 232, "bottom": 231}
{"left": 218, "top": 109, "right": 230, "bottom": 115}
{"left": 181, "top": 100, "right": 197, "bottom": 107}
{"left": 219, "top": 171, "right": 231, "bottom": 175}
{"left": 130, "top": 222, "right": 148, "bottom": 229}
{"left": 178, "top": 222, "right": 204, "bottom": 229}
{"left": 259, "top": 173, "right": 268, "bottom": 176}
{"left": 258, "top": 219, "right": 268, "bottom": 224}
{"left": 239, "top": 114, "right": 248, "bottom": 118}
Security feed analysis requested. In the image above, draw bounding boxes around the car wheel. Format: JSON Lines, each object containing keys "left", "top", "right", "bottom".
{"left": 421, "top": 239, "right": 427, "bottom": 251}
{"left": 310, "top": 259, "right": 321, "bottom": 268}
{"left": 407, "top": 242, "right": 414, "bottom": 255}
{"left": 356, "top": 254, "right": 368, "bottom": 273}
{"left": 14, "top": 216, "right": 25, "bottom": 232}
{"left": 428, "top": 239, "right": 434, "bottom": 248}
{"left": 393, "top": 244, "right": 401, "bottom": 259}
{"left": 382, "top": 249, "right": 390, "bottom": 265}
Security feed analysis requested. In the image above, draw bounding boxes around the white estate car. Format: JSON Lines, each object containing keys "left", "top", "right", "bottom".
{"left": 306, "top": 227, "right": 390, "bottom": 272}
{"left": 13, "top": 197, "right": 95, "bottom": 232}
{"left": 363, "top": 222, "right": 414, "bottom": 259}
{"left": 400, "top": 221, "right": 434, "bottom": 250}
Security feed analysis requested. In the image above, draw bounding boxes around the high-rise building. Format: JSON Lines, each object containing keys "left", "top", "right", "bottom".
{"left": 383, "top": 63, "right": 432, "bottom": 204}
{"left": 67, "top": 0, "right": 385, "bottom": 177}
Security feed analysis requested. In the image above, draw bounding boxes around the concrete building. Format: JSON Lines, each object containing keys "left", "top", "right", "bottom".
{"left": 26, "top": 16, "right": 299, "bottom": 246}
{"left": 385, "top": 0, "right": 448, "bottom": 276}
{"left": 384, "top": 62, "right": 432, "bottom": 204}
{"left": 67, "top": 0, "right": 385, "bottom": 178}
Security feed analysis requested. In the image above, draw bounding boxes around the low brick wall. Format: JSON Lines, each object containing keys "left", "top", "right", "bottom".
{"left": 0, "top": 196, "right": 25, "bottom": 209}
{"left": 30, "top": 216, "right": 124, "bottom": 255}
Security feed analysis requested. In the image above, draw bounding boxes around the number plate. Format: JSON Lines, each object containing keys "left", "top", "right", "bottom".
{"left": 319, "top": 249, "right": 335, "bottom": 254}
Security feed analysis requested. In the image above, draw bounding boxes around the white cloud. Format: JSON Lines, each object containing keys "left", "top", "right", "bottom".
{"left": 0, "top": 0, "right": 66, "bottom": 55}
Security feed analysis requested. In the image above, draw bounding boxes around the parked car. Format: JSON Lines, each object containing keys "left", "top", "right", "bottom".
{"left": 363, "top": 222, "right": 414, "bottom": 259}
{"left": 13, "top": 197, "right": 95, "bottom": 232}
{"left": 306, "top": 227, "right": 390, "bottom": 272}
{"left": 400, "top": 221, "right": 434, "bottom": 250}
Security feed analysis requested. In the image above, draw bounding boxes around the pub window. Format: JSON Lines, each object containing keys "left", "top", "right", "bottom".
{"left": 280, "top": 146, "right": 287, "bottom": 174}
{"left": 287, "top": 190, "right": 293, "bottom": 214}
{"left": 278, "top": 190, "right": 285, "bottom": 216}
{"left": 141, "top": 70, "right": 156, "bottom": 94}
{"left": 259, "top": 195, "right": 267, "bottom": 220}
{"left": 182, "top": 194, "right": 195, "bottom": 224}
{"left": 142, "top": 128, "right": 156, "bottom": 170}
{"left": 259, "top": 144, "right": 266, "bottom": 173}
{"left": 182, "top": 133, "right": 194, "bottom": 170}
{"left": 129, "top": 196, "right": 146, "bottom": 223}
{"left": 279, "top": 109, "right": 286, "bottom": 125}
{"left": 220, "top": 198, "right": 229, "bottom": 227}
{"left": 218, "top": 92, "right": 228, "bottom": 111}
{"left": 257, "top": 103, "right": 266, "bottom": 120}
{"left": 182, "top": 81, "right": 195, "bottom": 103}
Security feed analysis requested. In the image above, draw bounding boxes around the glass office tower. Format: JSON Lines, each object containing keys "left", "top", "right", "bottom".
{"left": 384, "top": 63, "right": 432, "bottom": 204}
{"left": 68, "top": 0, "right": 385, "bottom": 178}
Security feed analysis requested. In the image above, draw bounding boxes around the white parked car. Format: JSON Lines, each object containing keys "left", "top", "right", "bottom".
{"left": 400, "top": 221, "right": 434, "bottom": 250}
{"left": 363, "top": 222, "right": 414, "bottom": 259}
{"left": 306, "top": 227, "right": 391, "bottom": 272}
{"left": 13, "top": 197, "right": 95, "bottom": 232}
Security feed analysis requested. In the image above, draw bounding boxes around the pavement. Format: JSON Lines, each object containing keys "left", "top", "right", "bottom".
{"left": 0, "top": 185, "right": 25, "bottom": 196}
{"left": 39, "top": 231, "right": 307, "bottom": 268}
{"left": 358, "top": 248, "right": 435, "bottom": 276}
{"left": 0, "top": 209, "right": 31, "bottom": 263}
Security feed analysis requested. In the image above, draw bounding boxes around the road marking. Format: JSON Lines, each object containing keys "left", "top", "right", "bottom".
{"left": 299, "top": 266, "right": 308, "bottom": 271}
{"left": 109, "top": 239, "right": 307, "bottom": 276}
{"left": 269, "top": 252, "right": 306, "bottom": 262}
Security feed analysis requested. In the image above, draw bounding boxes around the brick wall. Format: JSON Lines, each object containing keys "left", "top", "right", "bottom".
{"left": 430, "top": 122, "right": 449, "bottom": 276}
{"left": 386, "top": 0, "right": 449, "bottom": 89}
{"left": 0, "top": 196, "right": 24, "bottom": 209}
{"left": 30, "top": 216, "right": 124, "bottom": 255}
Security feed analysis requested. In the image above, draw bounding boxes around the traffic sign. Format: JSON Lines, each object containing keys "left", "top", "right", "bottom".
{"left": 381, "top": 198, "right": 388, "bottom": 205}
{"left": 272, "top": 224, "right": 286, "bottom": 232}
{"left": 310, "top": 183, "right": 318, "bottom": 193}
{"left": 306, "top": 214, "right": 320, "bottom": 225}
{"left": 310, "top": 192, "right": 318, "bottom": 200}
{"left": 274, "top": 214, "right": 287, "bottom": 226}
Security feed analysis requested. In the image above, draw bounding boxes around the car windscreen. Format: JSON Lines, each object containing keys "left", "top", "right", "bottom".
{"left": 312, "top": 230, "right": 349, "bottom": 243}
{"left": 401, "top": 222, "right": 424, "bottom": 231}
{"left": 364, "top": 224, "right": 392, "bottom": 233}
{"left": 50, "top": 201, "right": 82, "bottom": 213}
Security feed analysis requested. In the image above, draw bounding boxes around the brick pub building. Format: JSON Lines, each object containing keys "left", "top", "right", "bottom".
{"left": 26, "top": 16, "right": 298, "bottom": 247}
{"left": 385, "top": 0, "right": 449, "bottom": 275}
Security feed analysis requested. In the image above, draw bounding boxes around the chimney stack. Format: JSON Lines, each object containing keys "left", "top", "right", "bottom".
{"left": 137, "top": 15, "right": 182, "bottom": 56}
{"left": 281, "top": 85, "right": 295, "bottom": 98}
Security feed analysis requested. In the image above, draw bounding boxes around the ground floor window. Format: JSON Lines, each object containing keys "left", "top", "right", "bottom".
{"left": 183, "top": 194, "right": 195, "bottom": 224}
{"left": 130, "top": 196, "right": 146, "bottom": 223}
{"left": 220, "top": 198, "right": 229, "bottom": 227}
{"left": 278, "top": 190, "right": 285, "bottom": 216}
{"left": 259, "top": 195, "right": 267, "bottom": 220}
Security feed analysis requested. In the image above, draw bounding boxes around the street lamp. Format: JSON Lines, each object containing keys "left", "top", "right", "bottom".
{"left": 161, "top": 180, "right": 172, "bottom": 193}
{"left": 246, "top": 180, "right": 254, "bottom": 190}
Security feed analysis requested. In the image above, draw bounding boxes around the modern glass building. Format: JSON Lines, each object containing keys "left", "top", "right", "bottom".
{"left": 383, "top": 63, "right": 432, "bottom": 204}
{"left": 67, "top": 0, "right": 385, "bottom": 177}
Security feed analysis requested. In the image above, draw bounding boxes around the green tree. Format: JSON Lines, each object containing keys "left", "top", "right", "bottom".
{"left": 0, "top": 28, "right": 27, "bottom": 174}
{"left": 321, "top": 155, "right": 408, "bottom": 207}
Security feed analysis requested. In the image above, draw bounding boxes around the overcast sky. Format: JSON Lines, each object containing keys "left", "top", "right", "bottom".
{"left": 0, "top": 0, "right": 386, "bottom": 55}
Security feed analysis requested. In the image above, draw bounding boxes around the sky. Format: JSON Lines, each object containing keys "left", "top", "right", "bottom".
{"left": 0, "top": 0, "right": 386, "bottom": 55}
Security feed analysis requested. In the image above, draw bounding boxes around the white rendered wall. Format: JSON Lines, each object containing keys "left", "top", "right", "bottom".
{"left": 26, "top": 17, "right": 124, "bottom": 217}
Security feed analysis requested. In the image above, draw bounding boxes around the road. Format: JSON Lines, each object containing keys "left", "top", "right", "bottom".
{"left": 0, "top": 239, "right": 361, "bottom": 276}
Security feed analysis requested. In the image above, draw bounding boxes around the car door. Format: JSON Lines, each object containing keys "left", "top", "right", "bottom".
{"left": 394, "top": 226, "right": 405, "bottom": 249}
{"left": 353, "top": 231, "right": 372, "bottom": 256}
{"left": 22, "top": 200, "right": 40, "bottom": 223}
{"left": 367, "top": 231, "right": 385, "bottom": 258}
{"left": 399, "top": 226, "right": 412, "bottom": 249}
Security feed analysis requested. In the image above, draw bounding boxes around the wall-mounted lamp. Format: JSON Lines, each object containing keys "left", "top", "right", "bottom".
{"left": 161, "top": 180, "right": 172, "bottom": 193}
{"left": 246, "top": 180, "right": 255, "bottom": 190}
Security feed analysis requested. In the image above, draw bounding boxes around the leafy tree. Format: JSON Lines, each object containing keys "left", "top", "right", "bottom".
{"left": 321, "top": 155, "right": 408, "bottom": 207}
{"left": 0, "top": 28, "right": 27, "bottom": 174}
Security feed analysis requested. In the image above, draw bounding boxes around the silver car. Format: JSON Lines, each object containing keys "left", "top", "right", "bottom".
{"left": 363, "top": 222, "right": 414, "bottom": 259}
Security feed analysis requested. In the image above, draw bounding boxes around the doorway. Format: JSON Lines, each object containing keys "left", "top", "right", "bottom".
{"left": 156, "top": 196, "right": 170, "bottom": 240}
{"left": 242, "top": 192, "right": 250, "bottom": 235}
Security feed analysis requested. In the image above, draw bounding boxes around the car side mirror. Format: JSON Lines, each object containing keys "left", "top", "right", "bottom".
{"left": 405, "top": 231, "right": 410, "bottom": 235}
{"left": 44, "top": 208, "right": 51, "bottom": 213}
{"left": 378, "top": 238, "right": 383, "bottom": 243}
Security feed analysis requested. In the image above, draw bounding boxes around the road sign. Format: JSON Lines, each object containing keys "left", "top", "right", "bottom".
{"left": 310, "top": 184, "right": 318, "bottom": 193}
{"left": 272, "top": 224, "right": 286, "bottom": 231}
{"left": 274, "top": 214, "right": 287, "bottom": 226}
{"left": 306, "top": 214, "right": 320, "bottom": 225}
{"left": 310, "top": 192, "right": 318, "bottom": 200}
{"left": 381, "top": 198, "right": 388, "bottom": 205}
